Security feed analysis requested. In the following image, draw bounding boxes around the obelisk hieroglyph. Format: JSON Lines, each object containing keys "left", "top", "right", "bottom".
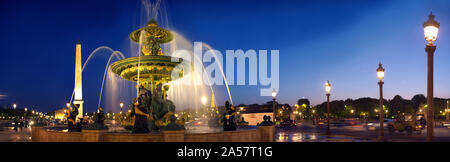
{"left": 73, "top": 40, "right": 83, "bottom": 120}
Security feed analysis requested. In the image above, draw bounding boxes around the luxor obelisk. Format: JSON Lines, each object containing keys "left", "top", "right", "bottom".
{"left": 73, "top": 40, "right": 83, "bottom": 120}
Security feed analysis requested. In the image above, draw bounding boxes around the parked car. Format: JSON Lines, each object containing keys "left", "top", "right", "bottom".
{"left": 277, "top": 119, "right": 296, "bottom": 129}
{"left": 387, "top": 114, "right": 423, "bottom": 135}
{"left": 315, "top": 120, "right": 327, "bottom": 128}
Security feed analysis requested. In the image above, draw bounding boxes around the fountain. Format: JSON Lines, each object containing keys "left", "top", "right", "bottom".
{"left": 110, "top": 19, "right": 184, "bottom": 132}
{"left": 30, "top": 0, "right": 275, "bottom": 142}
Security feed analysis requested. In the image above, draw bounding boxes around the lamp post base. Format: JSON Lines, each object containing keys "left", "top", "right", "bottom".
{"left": 377, "top": 136, "right": 387, "bottom": 142}
{"left": 326, "top": 129, "right": 331, "bottom": 137}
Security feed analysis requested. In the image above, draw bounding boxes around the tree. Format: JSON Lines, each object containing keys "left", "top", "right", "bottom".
{"left": 297, "top": 99, "right": 310, "bottom": 107}
{"left": 297, "top": 98, "right": 312, "bottom": 119}
{"left": 411, "top": 94, "right": 426, "bottom": 112}
{"left": 388, "top": 95, "right": 414, "bottom": 114}
{"left": 352, "top": 97, "right": 378, "bottom": 118}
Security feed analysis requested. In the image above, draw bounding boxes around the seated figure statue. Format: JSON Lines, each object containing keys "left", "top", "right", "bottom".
{"left": 257, "top": 115, "right": 274, "bottom": 126}
{"left": 94, "top": 107, "right": 106, "bottom": 127}
{"left": 131, "top": 87, "right": 151, "bottom": 133}
{"left": 163, "top": 115, "right": 184, "bottom": 130}
{"left": 83, "top": 107, "right": 107, "bottom": 130}
{"left": 221, "top": 101, "right": 237, "bottom": 131}
{"left": 67, "top": 105, "right": 78, "bottom": 132}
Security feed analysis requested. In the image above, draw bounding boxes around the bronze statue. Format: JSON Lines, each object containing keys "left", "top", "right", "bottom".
{"left": 131, "top": 86, "right": 151, "bottom": 133}
{"left": 221, "top": 101, "right": 237, "bottom": 131}
{"left": 67, "top": 105, "right": 79, "bottom": 132}
{"left": 257, "top": 115, "right": 274, "bottom": 126}
{"left": 95, "top": 107, "right": 106, "bottom": 127}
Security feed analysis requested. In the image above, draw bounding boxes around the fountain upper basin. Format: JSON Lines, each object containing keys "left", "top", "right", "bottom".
{"left": 110, "top": 55, "right": 183, "bottom": 83}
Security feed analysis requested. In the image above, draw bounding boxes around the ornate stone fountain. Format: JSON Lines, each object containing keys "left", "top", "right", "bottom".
{"left": 110, "top": 19, "right": 184, "bottom": 132}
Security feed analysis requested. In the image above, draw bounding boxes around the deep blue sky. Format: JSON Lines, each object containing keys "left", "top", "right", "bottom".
{"left": 0, "top": 0, "right": 449, "bottom": 113}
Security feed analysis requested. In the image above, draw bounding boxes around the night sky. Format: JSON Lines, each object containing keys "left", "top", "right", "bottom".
{"left": 0, "top": 0, "right": 449, "bottom": 113}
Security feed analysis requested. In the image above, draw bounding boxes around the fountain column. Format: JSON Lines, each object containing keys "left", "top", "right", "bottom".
{"left": 74, "top": 40, "right": 84, "bottom": 120}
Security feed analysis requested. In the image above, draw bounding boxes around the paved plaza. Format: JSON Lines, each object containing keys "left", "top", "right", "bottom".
{"left": 0, "top": 121, "right": 31, "bottom": 142}
{"left": 275, "top": 120, "right": 450, "bottom": 142}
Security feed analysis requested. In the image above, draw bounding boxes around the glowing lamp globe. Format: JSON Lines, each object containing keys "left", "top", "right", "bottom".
{"left": 201, "top": 96, "right": 207, "bottom": 106}
{"left": 377, "top": 63, "right": 385, "bottom": 81}
{"left": 423, "top": 12, "right": 440, "bottom": 44}
{"left": 324, "top": 81, "right": 331, "bottom": 94}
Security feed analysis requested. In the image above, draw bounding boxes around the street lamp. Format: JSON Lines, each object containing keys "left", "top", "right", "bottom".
{"left": 12, "top": 103, "right": 17, "bottom": 119}
{"left": 201, "top": 96, "right": 207, "bottom": 116}
{"left": 446, "top": 100, "right": 449, "bottom": 121}
{"left": 377, "top": 62, "right": 386, "bottom": 141}
{"left": 66, "top": 102, "right": 70, "bottom": 108}
{"left": 201, "top": 96, "right": 207, "bottom": 106}
{"left": 120, "top": 101, "right": 124, "bottom": 114}
{"left": 423, "top": 12, "right": 439, "bottom": 142}
{"left": 324, "top": 80, "right": 331, "bottom": 136}
{"left": 272, "top": 89, "right": 277, "bottom": 123}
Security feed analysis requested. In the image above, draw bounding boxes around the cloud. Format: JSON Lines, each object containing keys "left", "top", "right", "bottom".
{"left": 0, "top": 94, "right": 7, "bottom": 100}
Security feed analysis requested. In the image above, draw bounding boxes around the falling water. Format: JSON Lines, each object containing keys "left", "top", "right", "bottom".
{"left": 97, "top": 51, "right": 126, "bottom": 108}
{"left": 201, "top": 43, "right": 233, "bottom": 105}
{"left": 83, "top": 0, "right": 234, "bottom": 113}
{"left": 69, "top": 46, "right": 125, "bottom": 104}
{"left": 164, "top": 31, "right": 234, "bottom": 110}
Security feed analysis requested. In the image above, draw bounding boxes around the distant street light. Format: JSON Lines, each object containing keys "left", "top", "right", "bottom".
{"left": 24, "top": 107, "right": 28, "bottom": 118}
{"left": 201, "top": 96, "right": 207, "bottom": 106}
{"left": 423, "top": 12, "right": 439, "bottom": 142}
{"left": 201, "top": 96, "right": 207, "bottom": 116}
{"left": 324, "top": 80, "right": 331, "bottom": 136}
{"left": 377, "top": 62, "right": 386, "bottom": 142}
{"left": 120, "top": 101, "right": 124, "bottom": 114}
{"left": 272, "top": 89, "right": 277, "bottom": 123}
{"left": 66, "top": 102, "right": 70, "bottom": 108}
{"left": 13, "top": 103, "right": 17, "bottom": 119}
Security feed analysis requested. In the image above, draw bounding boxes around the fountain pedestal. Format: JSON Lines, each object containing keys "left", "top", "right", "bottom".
{"left": 162, "top": 130, "right": 185, "bottom": 142}
{"left": 257, "top": 126, "right": 275, "bottom": 142}
{"left": 31, "top": 126, "right": 43, "bottom": 142}
{"left": 82, "top": 130, "right": 108, "bottom": 142}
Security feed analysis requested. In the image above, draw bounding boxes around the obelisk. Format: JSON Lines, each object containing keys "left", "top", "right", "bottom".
{"left": 73, "top": 40, "right": 84, "bottom": 120}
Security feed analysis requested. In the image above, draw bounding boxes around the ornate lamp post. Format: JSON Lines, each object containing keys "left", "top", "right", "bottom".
{"left": 201, "top": 96, "right": 207, "bottom": 117}
{"left": 24, "top": 107, "right": 27, "bottom": 119}
{"left": 272, "top": 89, "right": 277, "bottom": 123}
{"left": 446, "top": 100, "right": 449, "bottom": 121}
{"left": 324, "top": 80, "right": 331, "bottom": 136}
{"left": 423, "top": 12, "right": 439, "bottom": 142}
{"left": 13, "top": 103, "right": 17, "bottom": 119}
{"left": 376, "top": 63, "right": 386, "bottom": 141}
{"left": 120, "top": 101, "right": 124, "bottom": 115}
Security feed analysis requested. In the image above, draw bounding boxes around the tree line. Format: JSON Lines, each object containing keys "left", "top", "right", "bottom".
{"left": 301, "top": 94, "right": 448, "bottom": 119}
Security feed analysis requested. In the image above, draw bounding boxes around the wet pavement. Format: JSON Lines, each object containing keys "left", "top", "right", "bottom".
{"left": 276, "top": 120, "right": 450, "bottom": 142}
{"left": 0, "top": 121, "right": 31, "bottom": 142}
{"left": 2, "top": 119, "right": 449, "bottom": 142}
